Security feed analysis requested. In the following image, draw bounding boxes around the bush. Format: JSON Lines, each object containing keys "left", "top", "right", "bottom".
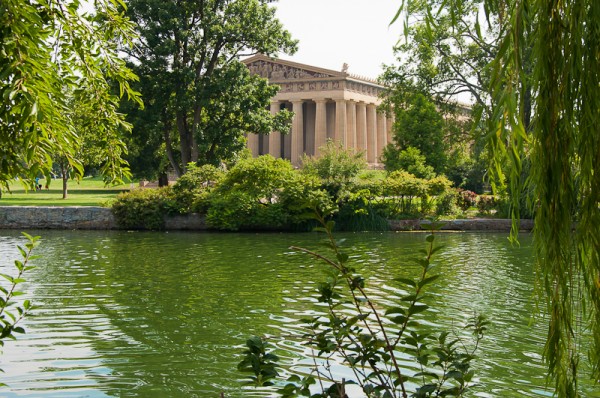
{"left": 301, "top": 140, "right": 366, "bottom": 201}
{"left": 277, "top": 174, "right": 336, "bottom": 229}
{"left": 206, "top": 155, "right": 334, "bottom": 231}
{"left": 111, "top": 187, "right": 173, "bottom": 230}
{"left": 301, "top": 140, "right": 366, "bottom": 181}
{"left": 382, "top": 146, "right": 436, "bottom": 179}
{"left": 335, "top": 187, "right": 390, "bottom": 231}
{"left": 476, "top": 195, "right": 497, "bottom": 215}
{"left": 436, "top": 189, "right": 460, "bottom": 216}
{"left": 457, "top": 189, "right": 478, "bottom": 211}
{"left": 206, "top": 190, "right": 287, "bottom": 231}
{"left": 171, "top": 163, "right": 224, "bottom": 213}
{"left": 427, "top": 175, "right": 453, "bottom": 196}
{"left": 381, "top": 171, "right": 429, "bottom": 216}
{"left": 218, "top": 155, "right": 295, "bottom": 199}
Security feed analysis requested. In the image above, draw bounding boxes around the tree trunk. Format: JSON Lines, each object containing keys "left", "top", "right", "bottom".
{"left": 61, "top": 168, "right": 68, "bottom": 199}
{"left": 162, "top": 119, "right": 182, "bottom": 177}
{"left": 177, "top": 111, "right": 191, "bottom": 172}
{"left": 158, "top": 173, "right": 169, "bottom": 187}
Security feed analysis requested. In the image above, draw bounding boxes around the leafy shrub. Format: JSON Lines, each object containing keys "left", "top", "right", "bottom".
{"left": 385, "top": 170, "right": 428, "bottom": 196}
{"left": 436, "top": 189, "right": 460, "bottom": 216}
{"left": 171, "top": 163, "right": 224, "bottom": 213}
{"left": 457, "top": 189, "right": 478, "bottom": 211}
{"left": 427, "top": 175, "right": 453, "bottom": 196}
{"left": 277, "top": 174, "right": 336, "bottom": 230}
{"left": 382, "top": 145, "right": 436, "bottom": 179}
{"left": 477, "top": 195, "right": 497, "bottom": 215}
{"left": 218, "top": 155, "right": 295, "bottom": 200}
{"left": 335, "top": 187, "right": 389, "bottom": 231}
{"left": 301, "top": 140, "right": 366, "bottom": 201}
{"left": 381, "top": 171, "right": 429, "bottom": 216}
{"left": 111, "top": 187, "right": 173, "bottom": 230}
{"left": 207, "top": 155, "right": 333, "bottom": 231}
{"left": 207, "top": 190, "right": 287, "bottom": 231}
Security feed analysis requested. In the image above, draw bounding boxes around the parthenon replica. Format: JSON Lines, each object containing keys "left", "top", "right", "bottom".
{"left": 243, "top": 54, "right": 393, "bottom": 166}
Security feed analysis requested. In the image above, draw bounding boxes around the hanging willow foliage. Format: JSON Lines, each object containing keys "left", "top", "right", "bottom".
{"left": 395, "top": 0, "right": 600, "bottom": 395}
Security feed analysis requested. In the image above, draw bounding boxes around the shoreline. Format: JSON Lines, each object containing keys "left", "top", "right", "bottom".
{"left": 0, "top": 206, "right": 533, "bottom": 232}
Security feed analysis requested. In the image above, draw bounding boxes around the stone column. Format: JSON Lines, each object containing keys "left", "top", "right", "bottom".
{"left": 366, "top": 104, "right": 377, "bottom": 163}
{"left": 247, "top": 133, "right": 259, "bottom": 157}
{"left": 314, "top": 99, "right": 328, "bottom": 155}
{"left": 377, "top": 111, "right": 387, "bottom": 161}
{"left": 346, "top": 100, "right": 357, "bottom": 150}
{"left": 269, "top": 101, "right": 281, "bottom": 158}
{"left": 335, "top": 99, "right": 347, "bottom": 147}
{"left": 356, "top": 102, "right": 367, "bottom": 156}
{"left": 291, "top": 100, "right": 304, "bottom": 165}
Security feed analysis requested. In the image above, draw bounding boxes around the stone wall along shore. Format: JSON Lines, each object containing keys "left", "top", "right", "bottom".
{"left": 0, "top": 206, "right": 118, "bottom": 230}
{"left": 0, "top": 206, "right": 533, "bottom": 232}
{"left": 0, "top": 206, "right": 208, "bottom": 230}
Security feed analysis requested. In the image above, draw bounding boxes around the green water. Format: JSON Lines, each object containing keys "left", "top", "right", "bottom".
{"left": 0, "top": 230, "right": 596, "bottom": 397}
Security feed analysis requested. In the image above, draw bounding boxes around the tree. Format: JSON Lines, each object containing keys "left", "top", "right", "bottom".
{"left": 384, "top": 0, "right": 511, "bottom": 125}
{"left": 0, "top": 0, "right": 139, "bottom": 377}
{"left": 382, "top": 93, "right": 447, "bottom": 174}
{"left": 123, "top": 0, "right": 297, "bottom": 177}
{"left": 396, "top": 0, "right": 600, "bottom": 395}
{"left": 54, "top": 88, "right": 133, "bottom": 199}
{"left": 382, "top": 146, "right": 436, "bottom": 179}
{"left": 381, "top": 0, "right": 533, "bottom": 194}
{"left": 0, "top": 0, "right": 141, "bottom": 190}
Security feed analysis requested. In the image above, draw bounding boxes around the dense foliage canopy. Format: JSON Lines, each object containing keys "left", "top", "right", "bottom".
{"left": 395, "top": 0, "right": 600, "bottom": 395}
{"left": 122, "top": 0, "right": 297, "bottom": 178}
{"left": 0, "top": 0, "right": 141, "bottom": 189}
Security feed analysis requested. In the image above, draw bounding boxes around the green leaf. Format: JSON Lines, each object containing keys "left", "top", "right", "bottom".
{"left": 401, "top": 294, "right": 418, "bottom": 302}
{"left": 325, "top": 220, "right": 335, "bottom": 232}
{"left": 336, "top": 252, "right": 349, "bottom": 263}
{"left": 408, "top": 304, "right": 429, "bottom": 316}
{"left": 389, "top": 315, "right": 408, "bottom": 324}
{"left": 394, "top": 277, "right": 416, "bottom": 287}
{"left": 418, "top": 275, "right": 440, "bottom": 288}
{"left": 15, "top": 260, "right": 24, "bottom": 272}
{"left": 385, "top": 306, "right": 406, "bottom": 315}
{"left": 430, "top": 245, "right": 446, "bottom": 256}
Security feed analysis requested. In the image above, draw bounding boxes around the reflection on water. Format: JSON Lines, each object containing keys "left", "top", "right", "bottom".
{"left": 0, "top": 230, "right": 595, "bottom": 397}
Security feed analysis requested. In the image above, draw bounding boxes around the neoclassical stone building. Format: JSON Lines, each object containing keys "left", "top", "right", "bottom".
{"left": 243, "top": 54, "right": 393, "bottom": 166}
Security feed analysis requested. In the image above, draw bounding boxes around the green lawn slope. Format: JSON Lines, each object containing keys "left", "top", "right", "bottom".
{"left": 0, "top": 177, "right": 133, "bottom": 207}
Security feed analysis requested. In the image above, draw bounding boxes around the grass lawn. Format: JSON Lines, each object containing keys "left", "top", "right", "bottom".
{"left": 0, "top": 177, "right": 134, "bottom": 207}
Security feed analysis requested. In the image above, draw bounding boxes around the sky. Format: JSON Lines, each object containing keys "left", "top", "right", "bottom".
{"left": 271, "top": 0, "right": 404, "bottom": 80}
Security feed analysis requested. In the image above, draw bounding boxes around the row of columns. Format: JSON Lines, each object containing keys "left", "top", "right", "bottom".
{"left": 248, "top": 99, "right": 394, "bottom": 165}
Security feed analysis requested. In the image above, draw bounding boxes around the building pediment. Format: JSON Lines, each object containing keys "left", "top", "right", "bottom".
{"left": 243, "top": 54, "right": 346, "bottom": 82}
{"left": 243, "top": 54, "right": 386, "bottom": 100}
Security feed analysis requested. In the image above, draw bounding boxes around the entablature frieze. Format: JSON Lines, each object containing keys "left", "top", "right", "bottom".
{"left": 247, "top": 59, "right": 336, "bottom": 80}
{"left": 244, "top": 55, "right": 385, "bottom": 100}
{"left": 272, "top": 80, "right": 384, "bottom": 98}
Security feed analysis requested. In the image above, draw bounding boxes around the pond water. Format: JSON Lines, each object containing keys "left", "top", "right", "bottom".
{"left": 0, "top": 230, "right": 596, "bottom": 397}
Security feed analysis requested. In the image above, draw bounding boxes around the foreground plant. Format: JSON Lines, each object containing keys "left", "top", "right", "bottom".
{"left": 0, "top": 232, "right": 39, "bottom": 385}
{"left": 240, "top": 214, "right": 487, "bottom": 397}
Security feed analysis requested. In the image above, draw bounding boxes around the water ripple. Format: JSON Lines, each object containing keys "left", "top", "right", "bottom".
{"left": 0, "top": 230, "right": 594, "bottom": 397}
